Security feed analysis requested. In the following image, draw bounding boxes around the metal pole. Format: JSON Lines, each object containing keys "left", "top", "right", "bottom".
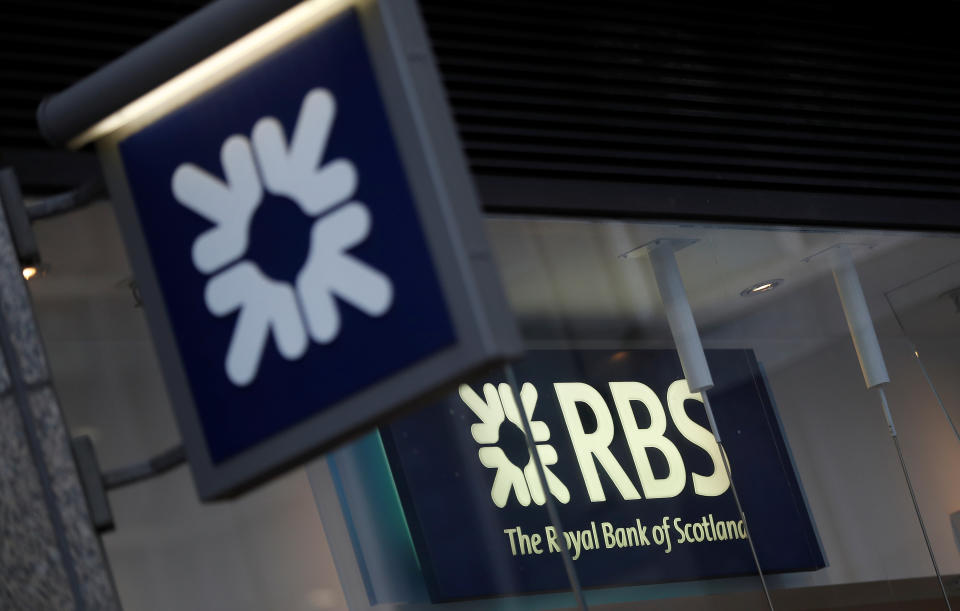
{"left": 877, "top": 387, "right": 952, "bottom": 610}
{"left": 702, "top": 393, "right": 774, "bottom": 611}
{"left": 645, "top": 240, "right": 775, "bottom": 611}
{"left": 830, "top": 246, "right": 951, "bottom": 610}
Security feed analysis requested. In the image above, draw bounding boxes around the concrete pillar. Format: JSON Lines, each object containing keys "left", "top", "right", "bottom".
{"left": 0, "top": 204, "right": 121, "bottom": 609}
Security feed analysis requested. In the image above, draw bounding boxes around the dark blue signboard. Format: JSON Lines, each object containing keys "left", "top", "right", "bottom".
{"left": 381, "top": 349, "right": 825, "bottom": 601}
{"left": 118, "top": 10, "right": 455, "bottom": 463}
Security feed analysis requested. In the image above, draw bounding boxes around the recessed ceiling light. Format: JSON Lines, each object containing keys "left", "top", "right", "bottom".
{"left": 740, "top": 279, "right": 782, "bottom": 297}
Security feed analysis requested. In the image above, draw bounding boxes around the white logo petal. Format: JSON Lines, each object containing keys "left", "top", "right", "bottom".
{"left": 525, "top": 444, "right": 570, "bottom": 505}
{"left": 205, "top": 262, "right": 308, "bottom": 386}
{"left": 251, "top": 90, "right": 358, "bottom": 216}
{"left": 296, "top": 202, "right": 393, "bottom": 344}
{"left": 460, "top": 382, "right": 569, "bottom": 507}
{"left": 460, "top": 383, "right": 505, "bottom": 445}
{"left": 172, "top": 135, "right": 261, "bottom": 274}
{"left": 174, "top": 88, "right": 394, "bottom": 386}
{"left": 498, "top": 383, "right": 550, "bottom": 442}
{"left": 479, "top": 447, "right": 531, "bottom": 508}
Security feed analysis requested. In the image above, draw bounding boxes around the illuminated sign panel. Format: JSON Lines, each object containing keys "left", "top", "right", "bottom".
{"left": 119, "top": 12, "right": 454, "bottom": 463}
{"left": 92, "top": 3, "right": 520, "bottom": 499}
{"left": 381, "top": 349, "right": 825, "bottom": 600}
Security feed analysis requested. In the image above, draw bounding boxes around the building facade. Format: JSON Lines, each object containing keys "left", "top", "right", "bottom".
{"left": 3, "top": 0, "right": 960, "bottom": 609}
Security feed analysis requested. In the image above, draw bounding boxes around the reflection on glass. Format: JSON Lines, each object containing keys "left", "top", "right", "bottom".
{"left": 36, "top": 204, "right": 960, "bottom": 610}
{"left": 478, "top": 218, "right": 960, "bottom": 609}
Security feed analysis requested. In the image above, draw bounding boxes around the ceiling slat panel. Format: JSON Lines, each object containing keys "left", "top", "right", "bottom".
{"left": 5, "top": 0, "right": 960, "bottom": 203}
{"left": 421, "top": 0, "right": 960, "bottom": 200}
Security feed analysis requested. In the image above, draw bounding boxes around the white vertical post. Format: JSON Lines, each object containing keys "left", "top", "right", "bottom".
{"left": 647, "top": 241, "right": 713, "bottom": 392}
{"left": 642, "top": 239, "right": 773, "bottom": 611}
{"left": 828, "top": 245, "right": 950, "bottom": 610}
{"left": 831, "top": 245, "right": 889, "bottom": 389}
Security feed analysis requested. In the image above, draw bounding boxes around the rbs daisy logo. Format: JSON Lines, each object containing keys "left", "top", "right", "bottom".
{"left": 117, "top": 9, "right": 461, "bottom": 474}
{"left": 383, "top": 351, "right": 827, "bottom": 598}
{"left": 460, "top": 383, "right": 570, "bottom": 507}
{"left": 172, "top": 89, "right": 393, "bottom": 386}
{"left": 459, "top": 378, "right": 734, "bottom": 510}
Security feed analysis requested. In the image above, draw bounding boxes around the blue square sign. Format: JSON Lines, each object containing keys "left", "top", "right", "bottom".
{"left": 118, "top": 10, "right": 456, "bottom": 464}
{"left": 380, "top": 349, "right": 825, "bottom": 600}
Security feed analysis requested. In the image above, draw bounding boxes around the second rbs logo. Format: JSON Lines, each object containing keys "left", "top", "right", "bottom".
{"left": 460, "top": 380, "right": 730, "bottom": 508}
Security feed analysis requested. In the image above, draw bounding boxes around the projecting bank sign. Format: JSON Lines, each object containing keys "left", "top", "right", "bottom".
{"left": 95, "top": 4, "right": 519, "bottom": 499}
{"left": 381, "top": 349, "right": 825, "bottom": 600}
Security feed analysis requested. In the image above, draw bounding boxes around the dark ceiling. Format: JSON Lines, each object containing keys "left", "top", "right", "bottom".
{"left": 5, "top": 0, "right": 960, "bottom": 217}
{"left": 1, "top": 0, "right": 209, "bottom": 190}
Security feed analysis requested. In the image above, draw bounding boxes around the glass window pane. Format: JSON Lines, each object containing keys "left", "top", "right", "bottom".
{"left": 485, "top": 217, "right": 960, "bottom": 609}
{"left": 31, "top": 204, "right": 960, "bottom": 609}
